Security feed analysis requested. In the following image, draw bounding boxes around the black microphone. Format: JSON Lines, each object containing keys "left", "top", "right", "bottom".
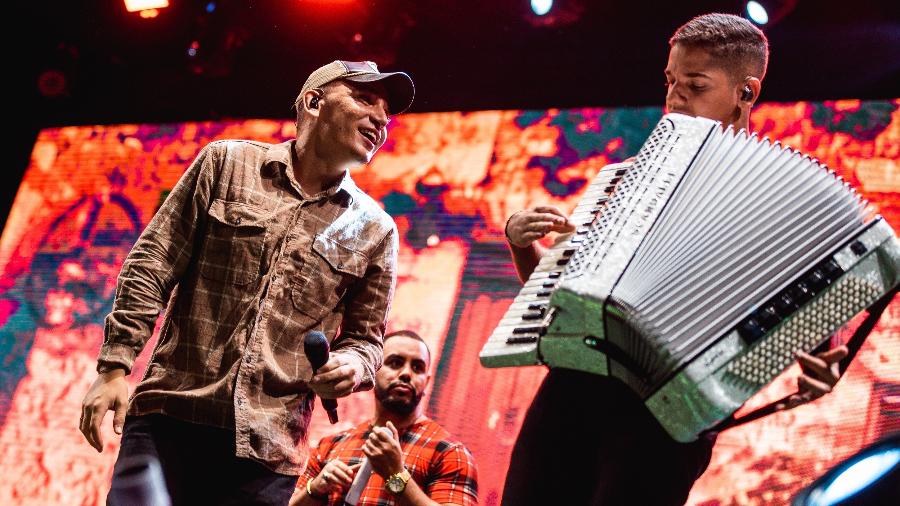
{"left": 304, "top": 331, "right": 339, "bottom": 424}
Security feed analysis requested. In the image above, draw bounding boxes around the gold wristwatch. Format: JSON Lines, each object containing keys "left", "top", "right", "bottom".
{"left": 384, "top": 468, "right": 411, "bottom": 495}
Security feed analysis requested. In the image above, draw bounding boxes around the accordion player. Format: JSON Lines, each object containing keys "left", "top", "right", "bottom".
{"left": 480, "top": 112, "right": 900, "bottom": 442}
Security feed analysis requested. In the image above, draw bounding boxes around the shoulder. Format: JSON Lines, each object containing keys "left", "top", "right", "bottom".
{"left": 332, "top": 181, "right": 398, "bottom": 252}
{"left": 414, "top": 419, "right": 473, "bottom": 456}
{"left": 316, "top": 421, "right": 369, "bottom": 450}
{"left": 348, "top": 186, "right": 396, "bottom": 232}
{"left": 203, "top": 139, "right": 275, "bottom": 158}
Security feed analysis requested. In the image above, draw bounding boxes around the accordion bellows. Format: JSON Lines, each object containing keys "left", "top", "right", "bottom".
{"left": 481, "top": 113, "right": 900, "bottom": 441}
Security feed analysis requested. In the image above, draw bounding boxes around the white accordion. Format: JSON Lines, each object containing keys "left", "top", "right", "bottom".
{"left": 480, "top": 113, "right": 900, "bottom": 442}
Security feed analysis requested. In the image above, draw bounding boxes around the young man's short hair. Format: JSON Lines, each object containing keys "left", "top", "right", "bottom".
{"left": 669, "top": 13, "right": 769, "bottom": 83}
{"left": 384, "top": 330, "right": 431, "bottom": 363}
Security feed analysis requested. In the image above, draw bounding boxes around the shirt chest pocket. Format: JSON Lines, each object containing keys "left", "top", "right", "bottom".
{"left": 200, "top": 198, "right": 270, "bottom": 286}
{"left": 291, "top": 234, "right": 367, "bottom": 320}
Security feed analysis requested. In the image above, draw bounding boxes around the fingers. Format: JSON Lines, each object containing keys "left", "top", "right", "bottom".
{"left": 312, "top": 355, "right": 346, "bottom": 375}
{"left": 795, "top": 351, "right": 833, "bottom": 382}
{"left": 514, "top": 231, "right": 550, "bottom": 246}
{"left": 776, "top": 392, "right": 810, "bottom": 411}
{"left": 797, "top": 374, "right": 833, "bottom": 399}
{"left": 532, "top": 206, "right": 566, "bottom": 217}
{"left": 551, "top": 219, "right": 577, "bottom": 233}
{"left": 327, "top": 465, "right": 354, "bottom": 487}
{"left": 90, "top": 402, "right": 106, "bottom": 452}
{"left": 368, "top": 426, "right": 394, "bottom": 447}
{"left": 309, "top": 370, "right": 357, "bottom": 398}
{"left": 79, "top": 398, "right": 106, "bottom": 452}
{"left": 79, "top": 404, "right": 99, "bottom": 451}
{"left": 507, "top": 209, "right": 573, "bottom": 247}
{"left": 362, "top": 439, "right": 379, "bottom": 458}
{"left": 309, "top": 355, "right": 360, "bottom": 398}
{"left": 385, "top": 421, "right": 399, "bottom": 439}
{"left": 819, "top": 344, "right": 849, "bottom": 363}
{"left": 522, "top": 220, "right": 558, "bottom": 234}
{"left": 113, "top": 397, "right": 127, "bottom": 435}
{"left": 320, "top": 461, "right": 357, "bottom": 490}
{"left": 80, "top": 392, "right": 108, "bottom": 452}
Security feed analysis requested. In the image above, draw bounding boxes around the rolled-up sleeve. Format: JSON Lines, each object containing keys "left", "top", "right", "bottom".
{"left": 331, "top": 225, "right": 398, "bottom": 390}
{"left": 98, "top": 144, "right": 219, "bottom": 373}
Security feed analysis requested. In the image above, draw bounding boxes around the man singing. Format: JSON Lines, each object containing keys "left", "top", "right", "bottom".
{"left": 80, "top": 60, "right": 414, "bottom": 505}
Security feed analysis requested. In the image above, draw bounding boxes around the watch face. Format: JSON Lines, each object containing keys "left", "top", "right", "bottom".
{"left": 386, "top": 476, "right": 404, "bottom": 493}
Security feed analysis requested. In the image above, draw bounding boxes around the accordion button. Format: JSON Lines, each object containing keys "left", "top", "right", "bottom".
{"left": 807, "top": 270, "right": 828, "bottom": 291}
{"left": 822, "top": 259, "right": 843, "bottom": 280}
{"left": 738, "top": 318, "right": 765, "bottom": 344}
{"left": 774, "top": 293, "right": 797, "bottom": 316}
{"left": 757, "top": 306, "right": 780, "bottom": 328}
{"left": 850, "top": 240, "right": 868, "bottom": 256}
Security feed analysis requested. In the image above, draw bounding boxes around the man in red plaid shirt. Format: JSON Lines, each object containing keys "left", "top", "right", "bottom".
{"left": 290, "top": 330, "right": 478, "bottom": 506}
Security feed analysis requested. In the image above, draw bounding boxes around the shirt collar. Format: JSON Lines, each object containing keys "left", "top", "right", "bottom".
{"left": 263, "top": 140, "right": 355, "bottom": 204}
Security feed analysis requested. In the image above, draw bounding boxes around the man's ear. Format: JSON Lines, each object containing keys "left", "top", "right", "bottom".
{"left": 304, "top": 89, "right": 323, "bottom": 115}
{"left": 741, "top": 77, "right": 762, "bottom": 104}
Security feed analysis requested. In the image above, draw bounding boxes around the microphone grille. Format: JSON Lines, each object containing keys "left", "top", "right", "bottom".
{"left": 303, "top": 331, "right": 330, "bottom": 370}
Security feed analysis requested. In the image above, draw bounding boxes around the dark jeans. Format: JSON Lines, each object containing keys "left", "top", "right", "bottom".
{"left": 502, "top": 369, "right": 717, "bottom": 506}
{"left": 110, "top": 414, "right": 297, "bottom": 506}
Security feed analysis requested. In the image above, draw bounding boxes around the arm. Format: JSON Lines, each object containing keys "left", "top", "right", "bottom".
{"left": 79, "top": 144, "right": 219, "bottom": 451}
{"left": 309, "top": 227, "right": 398, "bottom": 398}
{"left": 290, "top": 440, "right": 361, "bottom": 506}
{"left": 418, "top": 439, "right": 479, "bottom": 506}
{"left": 363, "top": 423, "right": 451, "bottom": 506}
{"left": 505, "top": 206, "right": 575, "bottom": 283}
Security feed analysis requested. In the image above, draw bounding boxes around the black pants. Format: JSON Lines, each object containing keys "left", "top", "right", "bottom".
{"left": 502, "top": 369, "right": 717, "bottom": 506}
{"left": 110, "top": 414, "right": 296, "bottom": 506}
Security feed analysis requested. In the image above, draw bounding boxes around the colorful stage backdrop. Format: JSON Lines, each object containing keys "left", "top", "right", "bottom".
{"left": 1, "top": 99, "right": 898, "bottom": 505}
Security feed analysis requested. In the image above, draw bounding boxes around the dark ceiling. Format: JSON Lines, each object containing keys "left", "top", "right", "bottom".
{"left": 8, "top": 0, "right": 900, "bottom": 227}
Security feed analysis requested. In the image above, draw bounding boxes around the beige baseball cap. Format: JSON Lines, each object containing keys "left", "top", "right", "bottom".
{"left": 295, "top": 60, "right": 415, "bottom": 114}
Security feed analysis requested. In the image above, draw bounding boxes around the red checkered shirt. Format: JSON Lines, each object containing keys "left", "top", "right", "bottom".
{"left": 299, "top": 417, "right": 478, "bottom": 505}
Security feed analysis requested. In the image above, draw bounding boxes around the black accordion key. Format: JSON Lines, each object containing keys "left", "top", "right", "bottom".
{"left": 506, "top": 334, "right": 539, "bottom": 344}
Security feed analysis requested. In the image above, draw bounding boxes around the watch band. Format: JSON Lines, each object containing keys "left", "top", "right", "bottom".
{"left": 306, "top": 479, "right": 328, "bottom": 501}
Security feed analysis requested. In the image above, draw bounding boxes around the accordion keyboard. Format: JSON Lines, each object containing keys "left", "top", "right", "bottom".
{"left": 479, "top": 162, "right": 629, "bottom": 367}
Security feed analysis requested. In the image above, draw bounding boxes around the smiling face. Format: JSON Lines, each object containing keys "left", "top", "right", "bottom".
{"left": 374, "top": 335, "right": 431, "bottom": 417}
{"left": 664, "top": 43, "right": 745, "bottom": 127}
{"left": 313, "top": 79, "right": 391, "bottom": 167}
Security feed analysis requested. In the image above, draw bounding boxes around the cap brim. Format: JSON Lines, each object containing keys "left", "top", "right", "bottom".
{"left": 345, "top": 71, "right": 415, "bottom": 114}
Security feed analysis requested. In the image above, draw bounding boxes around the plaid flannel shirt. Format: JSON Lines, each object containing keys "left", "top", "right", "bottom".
{"left": 299, "top": 418, "right": 478, "bottom": 505}
{"left": 97, "top": 139, "right": 398, "bottom": 474}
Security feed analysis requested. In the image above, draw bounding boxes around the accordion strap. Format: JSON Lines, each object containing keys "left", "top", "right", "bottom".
{"left": 708, "top": 286, "right": 897, "bottom": 435}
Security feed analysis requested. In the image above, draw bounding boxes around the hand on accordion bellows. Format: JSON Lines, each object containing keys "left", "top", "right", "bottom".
{"left": 777, "top": 345, "right": 849, "bottom": 410}
{"left": 505, "top": 206, "right": 575, "bottom": 248}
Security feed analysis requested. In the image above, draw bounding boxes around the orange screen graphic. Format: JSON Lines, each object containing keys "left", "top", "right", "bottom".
{"left": 0, "top": 100, "right": 897, "bottom": 505}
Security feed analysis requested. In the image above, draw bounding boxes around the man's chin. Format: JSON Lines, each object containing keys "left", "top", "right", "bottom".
{"left": 381, "top": 397, "right": 419, "bottom": 416}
